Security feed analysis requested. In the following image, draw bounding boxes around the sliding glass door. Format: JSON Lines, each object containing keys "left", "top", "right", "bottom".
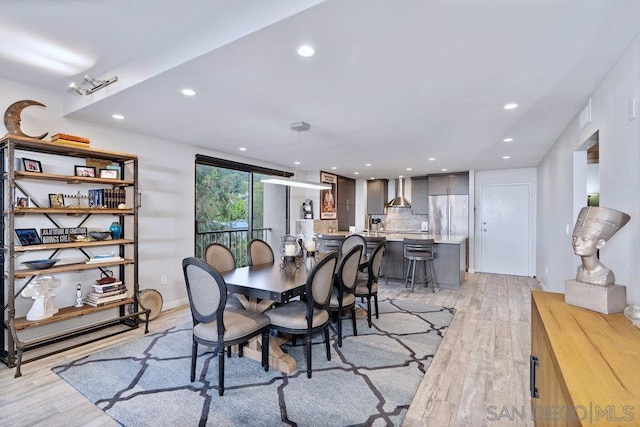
{"left": 195, "top": 159, "right": 288, "bottom": 267}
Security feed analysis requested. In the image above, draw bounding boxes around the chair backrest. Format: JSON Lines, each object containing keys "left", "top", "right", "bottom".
{"left": 340, "top": 234, "right": 367, "bottom": 263}
{"left": 306, "top": 252, "right": 338, "bottom": 311}
{"left": 364, "top": 236, "right": 386, "bottom": 257}
{"left": 204, "top": 243, "right": 236, "bottom": 272}
{"left": 319, "top": 235, "right": 344, "bottom": 253}
{"left": 336, "top": 245, "right": 363, "bottom": 293}
{"left": 403, "top": 238, "right": 435, "bottom": 259}
{"left": 182, "top": 257, "right": 226, "bottom": 327}
{"left": 249, "top": 239, "right": 275, "bottom": 265}
{"left": 367, "top": 242, "right": 386, "bottom": 284}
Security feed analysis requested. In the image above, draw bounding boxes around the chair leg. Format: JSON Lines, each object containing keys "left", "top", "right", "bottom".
{"left": 305, "top": 333, "right": 312, "bottom": 379}
{"left": 324, "top": 328, "right": 331, "bottom": 361}
{"left": 410, "top": 260, "right": 417, "bottom": 293}
{"left": 337, "top": 309, "right": 343, "bottom": 347}
{"left": 227, "top": 347, "right": 231, "bottom": 358}
{"left": 366, "top": 296, "right": 372, "bottom": 328}
{"left": 374, "top": 294, "right": 379, "bottom": 319}
{"left": 262, "top": 330, "right": 270, "bottom": 372}
{"left": 238, "top": 342, "right": 244, "bottom": 358}
{"left": 218, "top": 345, "right": 225, "bottom": 396}
{"left": 190, "top": 340, "right": 198, "bottom": 382}
{"left": 351, "top": 306, "right": 358, "bottom": 337}
{"left": 405, "top": 260, "right": 412, "bottom": 288}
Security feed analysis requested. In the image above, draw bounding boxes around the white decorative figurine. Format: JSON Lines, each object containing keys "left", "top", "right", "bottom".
{"left": 20, "top": 275, "right": 61, "bottom": 321}
{"left": 75, "top": 284, "right": 84, "bottom": 307}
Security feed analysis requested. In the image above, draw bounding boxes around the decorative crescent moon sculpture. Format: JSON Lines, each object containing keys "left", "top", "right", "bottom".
{"left": 3, "top": 100, "right": 48, "bottom": 139}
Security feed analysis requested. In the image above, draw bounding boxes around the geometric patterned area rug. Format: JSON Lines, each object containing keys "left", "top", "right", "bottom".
{"left": 53, "top": 299, "right": 454, "bottom": 426}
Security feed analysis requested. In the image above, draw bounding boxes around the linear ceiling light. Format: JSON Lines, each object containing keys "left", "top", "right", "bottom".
{"left": 261, "top": 176, "right": 331, "bottom": 190}
{"left": 69, "top": 74, "right": 118, "bottom": 95}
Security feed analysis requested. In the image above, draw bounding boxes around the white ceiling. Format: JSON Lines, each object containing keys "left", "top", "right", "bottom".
{"left": 2, "top": 0, "right": 640, "bottom": 179}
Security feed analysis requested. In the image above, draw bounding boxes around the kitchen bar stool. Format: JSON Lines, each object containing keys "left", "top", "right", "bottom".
{"left": 403, "top": 238, "right": 436, "bottom": 293}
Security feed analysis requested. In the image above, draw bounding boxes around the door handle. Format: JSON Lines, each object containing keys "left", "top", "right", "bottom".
{"left": 529, "top": 355, "right": 539, "bottom": 398}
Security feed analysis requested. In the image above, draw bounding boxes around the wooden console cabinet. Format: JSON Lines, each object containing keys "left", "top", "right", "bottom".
{"left": 530, "top": 291, "right": 640, "bottom": 425}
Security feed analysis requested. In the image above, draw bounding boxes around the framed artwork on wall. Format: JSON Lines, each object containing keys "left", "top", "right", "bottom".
{"left": 320, "top": 171, "right": 337, "bottom": 220}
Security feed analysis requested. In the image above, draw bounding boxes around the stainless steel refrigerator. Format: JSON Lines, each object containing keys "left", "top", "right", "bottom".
{"left": 428, "top": 195, "right": 469, "bottom": 236}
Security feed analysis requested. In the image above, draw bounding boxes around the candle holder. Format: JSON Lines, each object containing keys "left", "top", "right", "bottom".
{"left": 280, "top": 234, "right": 302, "bottom": 271}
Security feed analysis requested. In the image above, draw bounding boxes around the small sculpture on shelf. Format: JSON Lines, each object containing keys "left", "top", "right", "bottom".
{"left": 74, "top": 284, "right": 84, "bottom": 308}
{"left": 20, "top": 275, "right": 61, "bottom": 320}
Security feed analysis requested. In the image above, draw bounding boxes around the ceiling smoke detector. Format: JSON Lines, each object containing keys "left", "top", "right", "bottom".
{"left": 291, "top": 121, "right": 310, "bottom": 132}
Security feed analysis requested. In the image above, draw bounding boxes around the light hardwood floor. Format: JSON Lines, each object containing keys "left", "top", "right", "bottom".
{"left": 0, "top": 272, "right": 540, "bottom": 426}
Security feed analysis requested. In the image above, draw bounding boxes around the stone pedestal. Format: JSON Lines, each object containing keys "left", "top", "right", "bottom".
{"left": 565, "top": 280, "right": 627, "bottom": 314}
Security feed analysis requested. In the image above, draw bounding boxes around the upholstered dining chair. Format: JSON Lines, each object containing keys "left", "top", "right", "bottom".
{"left": 265, "top": 252, "right": 338, "bottom": 378}
{"left": 328, "top": 244, "right": 363, "bottom": 347}
{"left": 340, "top": 234, "right": 368, "bottom": 266}
{"left": 363, "top": 236, "right": 388, "bottom": 285}
{"left": 354, "top": 242, "right": 385, "bottom": 328}
{"left": 248, "top": 239, "right": 275, "bottom": 266}
{"left": 182, "top": 257, "right": 270, "bottom": 396}
{"left": 203, "top": 242, "right": 243, "bottom": 325}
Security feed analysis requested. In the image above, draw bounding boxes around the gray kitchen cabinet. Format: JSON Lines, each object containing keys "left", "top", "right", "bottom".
{"left": 367, "top": 179, "right": 388, "bottom": 214}
{"left": 410, "top": 177, "right": 428, "bottom": 214}
{"left": 427, "top": 173, "right": 468, "bottom": 196}
{"left": 383, "top": 241, "right": 406, "bottom": 279}
{"left": 337, "top": 176, "right": 356, "bottom": 231}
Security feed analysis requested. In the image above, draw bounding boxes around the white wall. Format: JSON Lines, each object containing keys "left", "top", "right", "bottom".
{"left": 537, "top": 32, "right": 640, "bottom": 304}
{"left": 1, "top": 78, "right": 295, "bottom": 315}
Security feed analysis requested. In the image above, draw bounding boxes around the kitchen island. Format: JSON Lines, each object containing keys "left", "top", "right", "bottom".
{"left": 317, "top": 232, "right": 467, "bottom": 289}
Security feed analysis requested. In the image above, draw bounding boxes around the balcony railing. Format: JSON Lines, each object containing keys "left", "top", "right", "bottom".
{"left": 195, "top": 228, "right": 271, "bottom": 267}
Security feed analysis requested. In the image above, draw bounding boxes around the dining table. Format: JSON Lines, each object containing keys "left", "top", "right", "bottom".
{"left": 221, "top": 259, "right": 312, "bottom": 374}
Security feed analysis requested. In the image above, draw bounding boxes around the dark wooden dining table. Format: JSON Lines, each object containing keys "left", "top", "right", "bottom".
{"left": 221, "top": 260, "right": 312, "bottom": 373}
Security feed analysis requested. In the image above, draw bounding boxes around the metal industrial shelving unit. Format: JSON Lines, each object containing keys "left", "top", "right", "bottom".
{"left": 1, "top": 135, "right": 149, "bottom": 377}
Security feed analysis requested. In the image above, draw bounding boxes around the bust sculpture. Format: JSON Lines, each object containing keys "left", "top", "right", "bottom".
{"left": 572, "top": 206, "right": 630, "bottom": 285}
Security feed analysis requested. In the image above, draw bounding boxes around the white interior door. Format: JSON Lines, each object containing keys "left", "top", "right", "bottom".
{"left": 480, "top": 184, "right": 530, "bottom": 275}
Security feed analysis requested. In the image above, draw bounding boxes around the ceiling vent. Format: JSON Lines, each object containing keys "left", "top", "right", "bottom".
{"left": 386, "top": 178, "right": 411, "bottom": 208}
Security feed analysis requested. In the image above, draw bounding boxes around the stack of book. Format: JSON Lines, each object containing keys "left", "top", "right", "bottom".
{"left": 84, "top": 281, "right": 127, "bottom": 306}
{"left": 88, "top": 188, "right": 126, "bottom": 208}
{"left": 51, "top": 133, "right": 91, "bottom": 148}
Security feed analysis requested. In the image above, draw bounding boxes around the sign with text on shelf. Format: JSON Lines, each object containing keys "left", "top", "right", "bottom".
{"left": 40, "top": 227, "right": 87, "bottom": 244}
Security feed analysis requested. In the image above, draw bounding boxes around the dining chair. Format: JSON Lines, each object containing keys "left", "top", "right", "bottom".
{"left": 182, "top": 257, "right": 270, "bottom": 396}
{"left": 363, "top": 236, "right": 388, "bottom": 285}
{"left": 340, "top": 234, "right": 368, "bottom": 266}
{"left": 354, "top": 242, "right": 385, "bottom": 328}
{"left": 328, "top": 244, "right": 363, "bottom": 347}
{"left": 203, "top": 242, "right": 243, "bottom": 333}
{"left": 248, "top": 239, "right": 275, "bottom": 265}
{"left": 265, "top": 252, "right": 338, "bottom": 378}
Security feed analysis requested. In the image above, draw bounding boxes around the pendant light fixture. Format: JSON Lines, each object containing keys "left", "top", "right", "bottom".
{"left": 261, "top": 121, "right": 331, "bottom": 190}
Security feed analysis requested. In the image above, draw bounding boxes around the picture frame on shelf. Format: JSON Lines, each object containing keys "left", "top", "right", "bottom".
{"left": 99, "top": 169, "right": 118, "bottom": 179}
{"left": 15, "top": 228, "right": 42, "bottom": 246}
{"left": 16, "top": 196, "right": 30, "bottom": 208}
{"left": 22, "top": 158, "right": 42, "bottom": 173}
{"left": 75, "top": 165, "right": 96, "bottom": 177}
{"left": 49, "top": 193, "right": 65, "bottom": 208}
{"left": 106, "top": 164, "right": 121, "bottom": 179}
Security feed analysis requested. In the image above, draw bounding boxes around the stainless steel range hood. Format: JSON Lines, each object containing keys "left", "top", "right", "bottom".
{"left": 386, "top": 178, "right": 411, "bottom": 208}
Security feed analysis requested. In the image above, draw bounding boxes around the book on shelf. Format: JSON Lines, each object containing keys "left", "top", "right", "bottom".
{"left": 91, "top": 283, "right": 125, "bottom": 294}
{"left": 85, "top": 289, "right": 127, "bottom": 301}
{"left": 86, "top": 255, "right": 123, "bottom": 264}
{"left": 53, "top": 139, "right": 91, "bottom": 148}
{"left": 51, "top": 133, "right": 90, "bottom": 143}
{"left": 88, "top": 188, "right": 126, "bottom": 208}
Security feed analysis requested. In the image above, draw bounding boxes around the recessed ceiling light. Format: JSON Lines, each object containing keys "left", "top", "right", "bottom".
{"left": 406, "top": 167, "right": 412, "bottom": 171}
{"left": 504, "top": 103, "right": 518, "bottom": 110}
{"left": 331, "top": 166, "right": 337, "bottom": 170}
{"left": 112, "top": 114, "right": 124, "bottom": 120}
{"left": 370, "top": 177, "right": 375, "bottom": 180}
{"left": 181, "top": 88, "right": 196, "bottom": 96}
{"left": 441, "top": 168, "right": 448, "bottom": 172}
{"left": 365, "top": 163, "right": 372, "bottom": 167}
{"left": 239, "top": 147, "right": 247, "bottom": 151}
{"left": 502, "top": 155, "right": 511, "bottom": 159}
{"left": 399, "top": 175, "right": 404, "bottom": 178}
{"left": 294, "top": 161, "right": 301, "bottom": 165}
{"left": 503, "top": 138, "right": 514, "bottom": 142}
{"left": 428, "top": 157, "right": 436, "bottom": 161}
{"left": 297, "top": 44, "right": 315, "bottom": 57}
{"left": 354, "top": 172, "right": 359, "bottom": 175}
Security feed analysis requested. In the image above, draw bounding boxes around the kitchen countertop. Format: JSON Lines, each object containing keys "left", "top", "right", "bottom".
{"left": 317, "top": 231, "right": 467, "bottom": 244}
